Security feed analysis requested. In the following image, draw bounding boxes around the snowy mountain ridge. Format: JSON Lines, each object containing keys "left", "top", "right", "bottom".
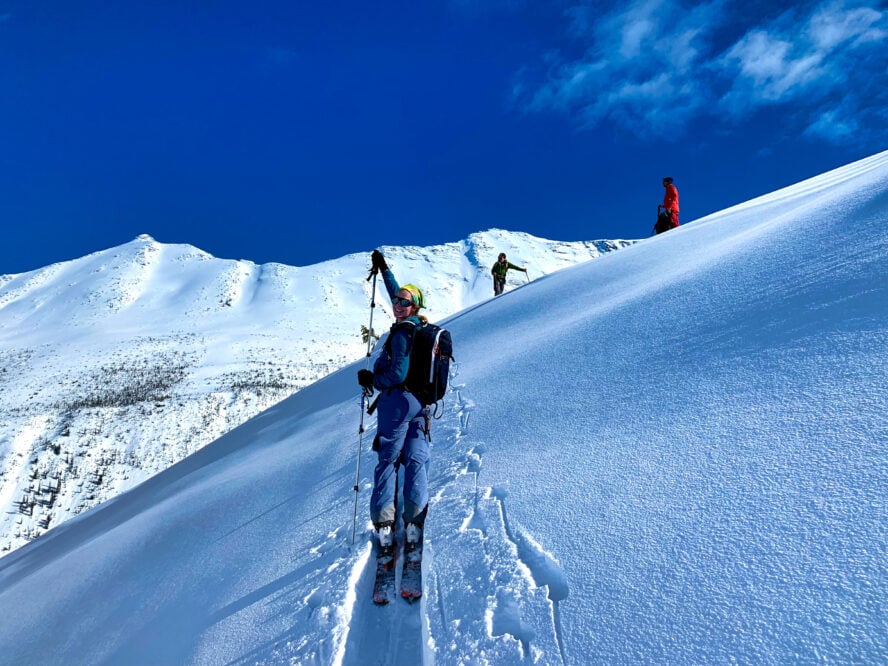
{"left": 0, "top": 229, "right": 634, "bottom": 554}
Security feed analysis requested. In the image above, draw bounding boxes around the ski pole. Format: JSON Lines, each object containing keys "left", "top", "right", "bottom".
{"left": 525, "top": 271, "right": 530, "bottom": 284}
{"left": 351, "top": 268, "right": 378, "bottom": 545}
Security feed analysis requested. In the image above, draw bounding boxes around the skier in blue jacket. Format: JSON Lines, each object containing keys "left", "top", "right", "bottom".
{"left": 358, "top": 249, "right": 429, "bottom": 552}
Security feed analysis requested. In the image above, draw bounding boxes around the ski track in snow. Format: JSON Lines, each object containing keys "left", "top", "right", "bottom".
{"left": 339, "top": 536, "right": 424, "bottom": 666}
{"left": 333, "top": 414, "right": 426, "bottom": 666}
{"left": 326, "top": 361, "right": 570, "bottom": 666}
{"left": 224, "top": 525, "right": 373, "bottom": 666}
{"left": 423, "top": 370, "right": 568, "bottom": 665}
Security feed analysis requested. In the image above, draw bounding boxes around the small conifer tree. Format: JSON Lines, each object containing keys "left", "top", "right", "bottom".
{"left": 361, "top": 325, "right": 380, "bottom": 346}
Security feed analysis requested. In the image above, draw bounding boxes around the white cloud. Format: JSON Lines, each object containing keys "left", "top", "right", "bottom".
{"left": 807, "top": 0, "right": 887, "bottom": 50}
{"left": 805, "top": 107, "right": 859, "bottom": 143}
{"left": 717, "top": 30, "right": 829, "bottom": 111}
{"left": 517, "top": 0, "right": 888, "bottom": 145}
{"left": 716, "top": 0, "right": 887, "bottom": 116}
{"left": 521, "top": 0, "right": 725, "bottom": 135}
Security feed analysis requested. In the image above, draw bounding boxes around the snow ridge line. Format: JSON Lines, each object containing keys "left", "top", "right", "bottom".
{"left": 0, "top": 262, "right": 64, "bottom": 311}
{"left": 424, "top": 381, "right": 568, "bottom": 665}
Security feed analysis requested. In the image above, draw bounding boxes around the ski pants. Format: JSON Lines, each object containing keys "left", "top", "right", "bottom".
{"left": 493, "top": 275, "right": 506, "bottom": 296}
{"left": 370, "top": 388, "right": 430, "bottom": 527}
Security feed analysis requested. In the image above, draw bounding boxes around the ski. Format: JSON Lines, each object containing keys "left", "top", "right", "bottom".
{"left": 400, "top": 537, "right": 423, "bottom": 603}
{"left": 372, "top": 542, "right": 397, "bottom": 605}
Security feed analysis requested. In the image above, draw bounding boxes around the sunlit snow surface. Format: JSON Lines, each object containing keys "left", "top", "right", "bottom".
{"left": 0, "top": 151, "right": 886, "bottom": 664}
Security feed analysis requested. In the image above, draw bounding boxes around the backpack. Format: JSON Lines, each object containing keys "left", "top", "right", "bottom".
{"left": 654, "top": 209, "right": 673, "bottom": 234}
{"left": 386, "top": 320, "right": 454, "bottom": 408}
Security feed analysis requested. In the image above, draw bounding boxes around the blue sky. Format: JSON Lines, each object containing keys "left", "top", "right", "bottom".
{"left": 1, "top": 0, "right": 886, "bottom": 274}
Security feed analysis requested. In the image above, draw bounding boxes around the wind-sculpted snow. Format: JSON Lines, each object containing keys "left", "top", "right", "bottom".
{"left": 0, "top": 229, "right": 631, "bottom": 555}
{"left": 0, "top": 150, "right": 886, "bottom": 664}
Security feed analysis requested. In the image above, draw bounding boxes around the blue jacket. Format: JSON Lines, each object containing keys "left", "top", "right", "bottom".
{"left": 373, "top": 269, "right": 421, "bottom": 390}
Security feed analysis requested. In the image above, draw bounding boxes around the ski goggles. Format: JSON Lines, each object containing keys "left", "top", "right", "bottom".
{"left": 392, "top": 296, "right": 414, "bottom": 307}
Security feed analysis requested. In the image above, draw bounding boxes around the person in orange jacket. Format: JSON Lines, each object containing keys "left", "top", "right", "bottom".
{"left": 660, "top": 177, "right": 680, "bottom": 229}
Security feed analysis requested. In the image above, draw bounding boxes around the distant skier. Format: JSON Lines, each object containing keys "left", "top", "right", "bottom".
{"left": 658, "top": 177, "right": 680, "bottom": 231}
{"left": 358, "top": 249, "right": 431, "bottom": 558}
{"left": 490, "top": 253, "right": 527, "bottom": 296}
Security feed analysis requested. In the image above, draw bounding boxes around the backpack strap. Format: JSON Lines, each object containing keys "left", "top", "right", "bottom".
{"left": 381, "top": 319, "right": 421, "bottom": 392}
{"left": 428, "top": 327, "right": 444, "bottom": 384}
{"left": 383, "top": 319, "right": 419, "bottom": 358}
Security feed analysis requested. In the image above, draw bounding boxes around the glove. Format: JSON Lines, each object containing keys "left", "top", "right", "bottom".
{"left": 371, "top": 249, "right": 388, "bottom": 272}
{"left": 357, "top": 369, "right": 374, "bottom": 390}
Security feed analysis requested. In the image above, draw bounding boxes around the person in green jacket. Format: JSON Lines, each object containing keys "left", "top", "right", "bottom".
{"left": 491, "top": 252, "right": 527, "bottom": 296}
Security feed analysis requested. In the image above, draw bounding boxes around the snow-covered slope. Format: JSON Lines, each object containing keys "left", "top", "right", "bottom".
{"left": 0, "top": 149, "right": 886, "bottom": 664}
{"left": 0, "top": 230, "right": 633, "bottom": 554}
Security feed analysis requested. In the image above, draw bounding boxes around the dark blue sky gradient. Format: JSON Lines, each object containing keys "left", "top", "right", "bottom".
{"left": 1, "top": 1, "right": 884, "bottom": 273}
